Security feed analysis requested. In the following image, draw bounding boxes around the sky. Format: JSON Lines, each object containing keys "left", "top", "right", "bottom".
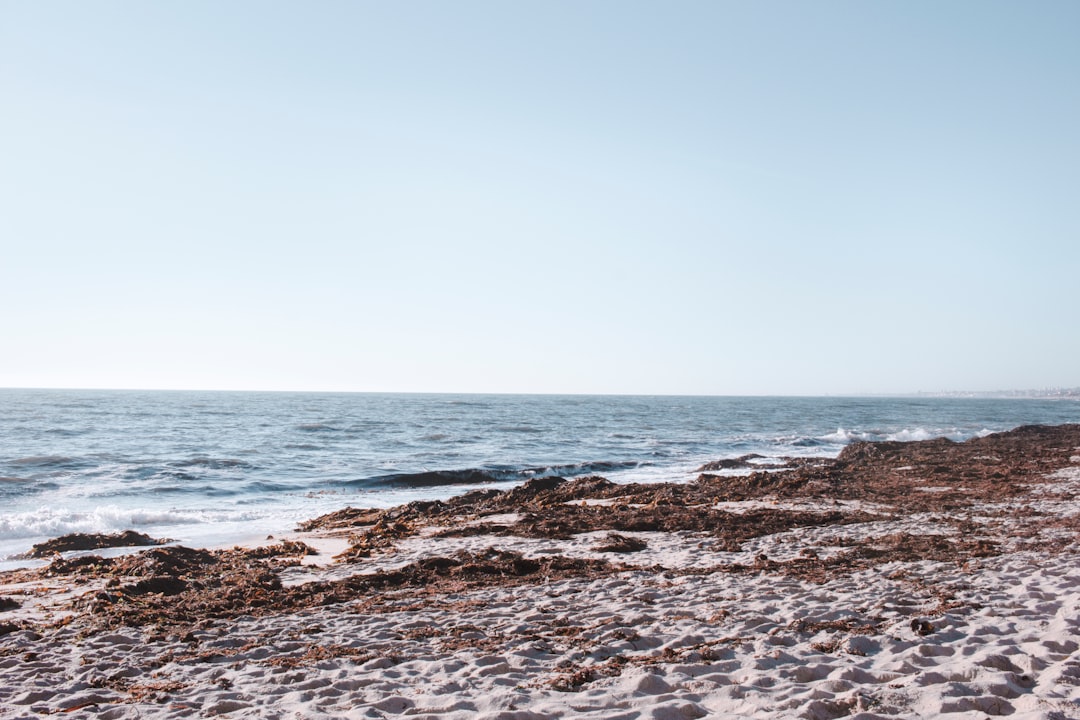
{"left": 1, "top": 1, "right": 1078, "bottom": 396}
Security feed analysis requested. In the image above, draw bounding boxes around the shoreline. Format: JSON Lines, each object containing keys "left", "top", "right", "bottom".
{"left": 2, "top": 425, "right": 1079, "bottom": 718}
{"left": 6, "top": 392, "right": 1077, "bottom": 570}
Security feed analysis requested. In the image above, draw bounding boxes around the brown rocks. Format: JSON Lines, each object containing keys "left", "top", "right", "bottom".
{"left": 26, "top": 530, "right": 171, "bottom": 558}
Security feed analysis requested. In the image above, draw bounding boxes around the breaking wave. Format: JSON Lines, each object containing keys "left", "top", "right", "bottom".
{"left": 818, "top": 427, "right": 996, "bottom": 445}
{"left": 0, "top": 505, "right": 259, "bottom": 541}
{"left": 354, "top": 460, "right": 648, "bottom": 489}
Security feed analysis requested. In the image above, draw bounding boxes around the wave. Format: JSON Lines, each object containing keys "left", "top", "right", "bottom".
{"left": 368, "top": 468, "right": 503, "bottom": 488}
{"left": 818, "top": 427, "right": 996, "bottom": 445}
{"left": 44, "top": 427, "right": 91, "bottom": 437}
{"left": 8, "top": 455, "right": 86, "bottom": 469}
{"left": 0, "top": 505, "right": 259, "bottom": 541}
{"left": 171, "top": 457, "right": 257, "bottom": 471}
{"left": 789, "top": 437, "right": 830, "bottom": 448}
{"left": 296, "top": 423, "right": 341, "bottom": 433}
{"left": 241, "top": 480, "right": 309, "bottom": 494}
{"left": 883, "top": 428, "right": 943, "bottom": 443}
{"left": 818, "top": 428, "right": 867, "bottom": 444}
{"left": 354, "top": 460, "right": 647, "bottom": 489}
{"left": 148, "top": 484, "right": 238, "bottom": 497}
{"left": 0, "top": 477, "right": 59, "bottom": 498}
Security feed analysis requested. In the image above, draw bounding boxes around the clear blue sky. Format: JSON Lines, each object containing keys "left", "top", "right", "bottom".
{"left": 2, "top": 1, "right": 1078, "bottom": 395}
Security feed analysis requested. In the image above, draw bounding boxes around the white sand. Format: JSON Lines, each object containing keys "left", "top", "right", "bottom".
{"left": 1, "top": 466, "right": 1078, "bottom": 719}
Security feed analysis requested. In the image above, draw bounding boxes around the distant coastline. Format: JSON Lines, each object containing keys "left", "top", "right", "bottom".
{"left": 905, "top": 388, "right": 1080, "bottom": 400}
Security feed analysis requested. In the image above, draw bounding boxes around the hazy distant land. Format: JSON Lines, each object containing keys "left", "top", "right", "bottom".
{"left": 907, "top": 388, "right": 1080, "bottom": 400}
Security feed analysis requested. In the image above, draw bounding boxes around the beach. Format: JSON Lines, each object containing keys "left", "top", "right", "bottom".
{"left": 2, "top": 425, "right": 1079, "bottom": 719}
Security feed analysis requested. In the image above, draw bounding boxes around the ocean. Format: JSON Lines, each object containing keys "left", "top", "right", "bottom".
{"left": 1, "top": 389, "right": 1077, "bottom": 569}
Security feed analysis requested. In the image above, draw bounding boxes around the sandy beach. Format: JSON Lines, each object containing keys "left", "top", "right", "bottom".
{"left": 2, "top": 425, "right": 1079, "bottom": 719}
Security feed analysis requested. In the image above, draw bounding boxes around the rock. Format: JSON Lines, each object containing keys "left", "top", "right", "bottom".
{"left": 27, "top": 530, "right": 170, "bottom": 558}
{"left": 696, "top": 454, "right": 766, "bottom": 471}
{"left": 594, "top": 533, "right": 648, "bottom": 553}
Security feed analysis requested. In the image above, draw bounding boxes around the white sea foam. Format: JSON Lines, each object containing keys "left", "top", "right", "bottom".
{"left": 0, "top": 506, "right": 300, "bottom": 571}
{"left": 819, "top": 427, "right": 860, "bottom": 443}
{"left": 882, "top": 427, "right": 937, "bottom": 442}
{"left": 0, "top": 505, "right": 260, "bottom": 541}
{"left": 820, "top": 426, "right": 996, "bottom": 445}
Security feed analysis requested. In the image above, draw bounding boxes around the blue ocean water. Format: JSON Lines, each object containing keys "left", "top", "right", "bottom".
{"left": 1, "top": 389, "right": 1077, "bottom": 568}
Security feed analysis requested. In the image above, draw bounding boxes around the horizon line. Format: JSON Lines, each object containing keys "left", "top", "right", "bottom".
{"left": 2, "top": 385, "right": 1077, "bottom": 399}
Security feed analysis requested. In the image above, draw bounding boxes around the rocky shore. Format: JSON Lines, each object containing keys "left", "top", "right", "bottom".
{"left": 2, "top": 425, "right": 1079, "bottom": 719}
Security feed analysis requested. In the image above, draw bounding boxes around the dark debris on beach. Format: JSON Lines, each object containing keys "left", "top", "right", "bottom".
{"left": 3, "top": 424, "right": 1079, "bottom": 632}
{"left": 24, "top": 530, "right": 171, "bottom": 559}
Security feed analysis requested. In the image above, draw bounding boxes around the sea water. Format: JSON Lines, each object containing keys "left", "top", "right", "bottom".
{"left": 1, "top": 389, "right": 1077, "bottom": 569}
